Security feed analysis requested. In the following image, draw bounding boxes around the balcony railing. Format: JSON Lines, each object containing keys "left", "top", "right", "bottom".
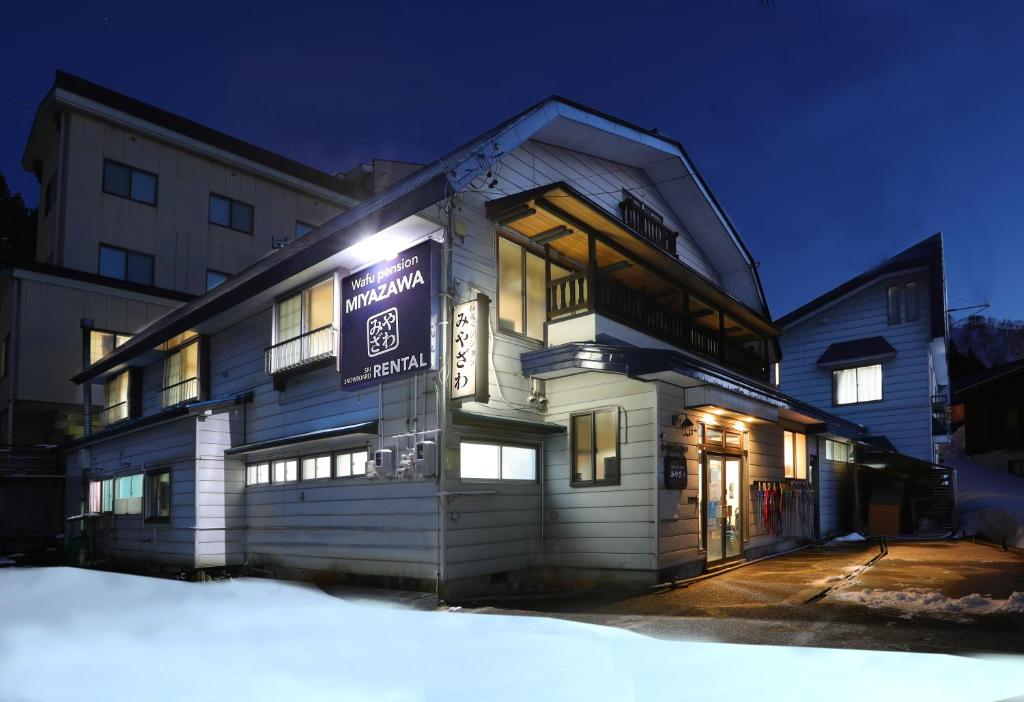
{"left": 159, "top": 377, "right": 199, "bottom": 408}
{"left": 101, "top": 401, "right": 128, "bottom": 426}
{"left": 549, "top": 273, "right": 769, "bottom": 381}
{"left": 265, "top": 325, "right": 338, "bottom": 375}
{"left": 619, "top": 192, "right": 678, "bottom": 254}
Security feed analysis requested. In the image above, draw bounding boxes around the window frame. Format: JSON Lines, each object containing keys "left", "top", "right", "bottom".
{"left": 272, "top": 274, "right": 337, "bottom": 345}
{"left": 161, "top": 339, "right": 200, "bottom": 407}
{"left": 98, "top": 243, "right": 155, "bottom": 286}
{"left": 334, "top": 447, "right": 369, "bottom": 479}
{"left": 103, "top": 370, "right": 131, "bottom": 424}
{"left": 886, "top": 285, "right": 901, "bottom": 325}
{"left": 495, "top": 233, "right": 549, "bottom": 343}
{"left": 245, "top": 461, "right": 272, "bottom": 486}
{"left": 89, "top": 328, "right": 133, "bottom": 366}
{"left": 113, "top": 473, "right": 143, "bottom": 515}
{"left": 208, "top": 193, "right": 254, "bottom": 234}
{"left": 905, "top": 281, "right": 919, "bottom": 322}
{"left": 245, "top": 447, "right": 372, "bottom": 487}
{"left": 102, "top": 159, "right": 158, "bottom": 206}
{"left": 783, "top": 430, "right": 808, "bottom": 480}
{"left": 458, "top": 438, "right": 540, "bottom": 483}
{"left": 300, "top": 453, "right": 334, "bottom": 481}
{"left": 570, "top": 407, "right": 621, "bottom": 488}
{"left": 825, "top": 439, "right": 854, "bottom": 464}
{"left": 832, "top": 363, "right": 884, "bottom": 406}
{"left": 144, "top": 470, "right": 172, "bottom": 523}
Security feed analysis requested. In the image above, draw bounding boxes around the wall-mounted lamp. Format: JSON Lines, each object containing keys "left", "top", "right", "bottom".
{"left": 672, "top": 413, "right": 695, "bottom": 437}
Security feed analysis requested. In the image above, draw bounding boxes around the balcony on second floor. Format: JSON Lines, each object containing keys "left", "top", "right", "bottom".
{"left": 265, "top": 324, "right": 338, "bottom": 376}
{"left": 486, "top": 182, "right": 778, "bottom": 382}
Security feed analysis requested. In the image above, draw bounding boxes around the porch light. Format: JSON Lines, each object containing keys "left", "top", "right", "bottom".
{"left": 673, "top": 413, "right": 695, "bottom": 437}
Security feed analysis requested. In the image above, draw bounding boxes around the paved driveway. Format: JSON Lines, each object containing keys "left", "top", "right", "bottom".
{"left": 464, "top": 540, "right": 1024, "bottom": 655}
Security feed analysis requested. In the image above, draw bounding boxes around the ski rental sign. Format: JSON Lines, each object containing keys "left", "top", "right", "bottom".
{"left": 340, "top": 240, "right": 440, "bottom": 389}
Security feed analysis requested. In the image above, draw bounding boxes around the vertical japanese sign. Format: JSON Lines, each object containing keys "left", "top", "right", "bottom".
{"left": 340, "top": 240, "right": 440, "bottom": 389}
{"left": 450, "top": 293, "right": 490, "bottom": 404}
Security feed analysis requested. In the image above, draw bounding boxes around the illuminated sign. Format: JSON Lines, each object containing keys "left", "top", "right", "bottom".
{"left": 340, "top": 240, "right": 440, "bottom": 389}
{"left": 451, "top": 293, "right": 489, "bottom": 404}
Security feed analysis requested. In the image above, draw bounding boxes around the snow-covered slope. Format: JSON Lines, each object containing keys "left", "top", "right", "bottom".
{"left": 2, "top": 567, "right": 1023, "bottom": 702}
{"left": 949, "top": 449, "right": 1024, "bottom": 548}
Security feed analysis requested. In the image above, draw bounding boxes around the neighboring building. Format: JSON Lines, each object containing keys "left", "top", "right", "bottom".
{"left": 63, "top": 97, "right": 863, "bottom": 596}
{"left": 1, "top": 71, "right": 359, "bottom": 554}
{"left": 776, "top": 234, "right": 951, "bottom": 464}
{"left": 951, "top": 359, "right": 1024, "bottom": 477}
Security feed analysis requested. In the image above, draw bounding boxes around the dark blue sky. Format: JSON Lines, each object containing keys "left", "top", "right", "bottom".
{"left": 2, "top": 1, "right": 1020, "bottom": 319}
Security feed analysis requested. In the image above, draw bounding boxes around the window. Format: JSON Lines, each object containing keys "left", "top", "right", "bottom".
{"left": 246, "top": 462, "right": 271, "bottom": 486}
{"left": 114, "top": 474, "right": 143, "bottom": 515}
{"left": 44, "top": 176, "right": 56, "bottom": 215}
{"left": 833, "top": 364, "right": 883, "bottom": 405}
{"left": 335, "top": 449, "right": 368, "bottom": 478}
{"left": 89, "top": 330, "right": 133, "bottom": 365}
{"left": 886, "top": 285, "right": 901, "bottom": 325}
{"left": 209, "top": 193, "right": 254, "bottom": 233}
{"left": 460, "top": 441, "right": 538, "bottom": 481}
{"left": 103, "top": 159, "right": 158, "bottom": 205}
{"left": 497, "top": 237, "right": 546, "bottom": 340}
{"left": 161, "top": 341, "right": 199, "bottom": 407}
{"left": 704, "top": 426, "right": 724, "bottom": 445}
{"left": 99, "top": 244, "right": 154, "bottom": 285}
{"left": 1009, "top": 460, "right": 1024, "bottom": 478}
{"left": 206, "top": 270, "right": 229, "bottom": 290}
{"left": 295, "top": 221, "right": 314, "bottom": 238}
{"left": 0, "top": 335, "right": 8, "bottom": 380}
{"left": 272, "top": 459, "right": 298, "bottom": 483}
{"left": 905, "top": 281, "right": 919, "bottom": 322}
{"left": 269, "top": 277, "right": 336, "bottom": 373}
{"left": 89, "top": 478, "right": 114, "bottom": 513}
{"left": 783, "top": 431, "right": 808, "bottom": 479}
{"left": 301, "top": 455, "right": 332, "bottom": 480}
{"left": 145, "top": 471, "right": 171, "bottom": 522}
{"left": 826, "top": 439, "right": 853, "bottom": 463}
{"left": 571, "top": 409, "right": 619, "bottom": 485}
{"left": 104, "top": 371, "right": 130, "bottom": 424}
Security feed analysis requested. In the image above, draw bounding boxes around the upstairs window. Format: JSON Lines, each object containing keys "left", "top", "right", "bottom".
{"left": 103, "top": 159, "right": 158, "bottom": 206}
{"left": 145, "top": 471, "right": 171, "bottom": 522}
{"left": 833, "top": 364, "right": 883, "bottom": 405}
{"left": 783, "top": 431, "right": 808, "bottom": 479}
{"left": 161, "top": 341, "right": 199, "bottom": 407}
{"left": 103, "top": 371, "right": 130, "bottom": 424}
{"left": 90, "top": 330, "right": 133, "bottom": 365}
{"left": 905, "top": 281, "right": 919, "bottom": 322}
{"left": 497, "top": 237, "right": 546, "bottom": 341}
{"left": 295, "top": 221, "right": 314, "bottom": 238}
{"left": 886, "top": 285, "right": 901, "bottom": 325}
{"left": 268, "top": 277, "right": 336, "bottom": 374}
{"left": 571, "top": 408, "right": 619, "bottom": 486}
{"left": 114, "top": 474, "right": 143, "bottom": 515}
{"left": 206, "top": 270, "right": 229, "bottom": 290}
{"left": 99, "top": 244, "right": 154, "bottom": 286}
{"left": 209, "top": 193, "right": 254, "bottom": 234}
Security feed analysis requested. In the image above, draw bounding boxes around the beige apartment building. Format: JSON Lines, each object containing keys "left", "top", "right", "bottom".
{"left": 1, "top": 71, "right": 366, "bottom": 552}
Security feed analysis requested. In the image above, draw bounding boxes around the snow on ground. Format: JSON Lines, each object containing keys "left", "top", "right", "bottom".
{"left": 829, "top": 587, "right": 1024, "bottom": 618}
{"left": 2, "top": 568, "right": 1024, "bottom": 702}
{"left": 828, "top": 532, "right": 867, "bottom": 545}
{"left": 948, "top": 449, "right": 1024, "bottom": 548}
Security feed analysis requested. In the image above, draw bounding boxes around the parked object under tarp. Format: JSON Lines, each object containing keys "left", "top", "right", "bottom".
{"left": 857, "top": 443, "right": 955, "bottom": 537}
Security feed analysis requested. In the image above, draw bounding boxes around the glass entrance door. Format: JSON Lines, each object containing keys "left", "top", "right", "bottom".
{"left": 704, "top": 454, "right": 743, "bottom": 564}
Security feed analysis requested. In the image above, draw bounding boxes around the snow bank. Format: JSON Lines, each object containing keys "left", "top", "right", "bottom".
{"left": 828, "top": 532, "right": 867, "bottom": 545}
{"left": 2, "top": 568, "right": 1024, "bottom": 702}
{"left": 830, "top": 587, "right": 1024, "bottom": 617}
{"left": 947, "top": 449, "right": 1024, "bottom": 548}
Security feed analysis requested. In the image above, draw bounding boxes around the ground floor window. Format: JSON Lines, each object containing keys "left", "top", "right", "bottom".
{"left": 145, "top": 471, "right": 171, "bottom": 522}
{"left": 460, "top": 440, "right": 538, "bottom": 481}
{"left": 114, "top": 474, "right": 143, "bottom": 515}
{"left": 825, "top": 439, "right": 853, "bottom": 463}
{"left": 273, "top": 459, "right": 299, "bottom": 483}
{"left": 335, "top": 449, "right": 369, "bottom": 478}
{"left": 783, "top": 431, "right": 808, "bottom": 479}
{"left": 301, "top": 455, "right": 332, "bottom": 480}
{"left": 246, "top": 462, "right": 271, "bottom": 486}
{"left": 246, "top": 448, "right": 371, "bottom": 486}
{"left": 88, "top": 478, "right": 114, "bottom": 514}
{"left": 571, "top": 408, "right": 619, "bottom": 486}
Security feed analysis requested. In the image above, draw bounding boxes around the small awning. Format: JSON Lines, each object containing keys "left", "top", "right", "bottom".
{"left": 225, "top": 420, "right": 379, "bottom": 456}
{"left": 817, "top": 336, "right": 896, "bottom": 368}
{"left": 451, "top": 409, "right": 565, "bottom": 435}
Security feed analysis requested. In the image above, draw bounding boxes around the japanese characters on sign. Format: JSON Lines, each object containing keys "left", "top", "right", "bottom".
{"left": 450, "top": 293, "right": 490, "bottom": 404}
{"left": 340, "top": 240, "right": 440, "bottom": 389}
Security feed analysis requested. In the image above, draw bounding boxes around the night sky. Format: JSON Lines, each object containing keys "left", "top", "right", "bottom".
{"left": 2, "top": 1, "right": 1021, "bottom": 320}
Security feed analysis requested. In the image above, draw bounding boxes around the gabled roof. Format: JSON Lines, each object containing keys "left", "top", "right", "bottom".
{"left": 23, "top": 71, "right": 358, "bottom": 199}
{"left": 72, "top": 95, "right": 778, "bottom": 383}
{"left": 776, "top": 233, "right": 947, "bottom": 339}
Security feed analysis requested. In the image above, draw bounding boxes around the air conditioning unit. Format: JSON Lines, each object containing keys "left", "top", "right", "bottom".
{"left": 374, "top": 449, "right": 394, "bottom": 479}
{"left": 415, "top": 441, "right": 437, "bottom": 477}
{"left": 365, "top": 459, "right": 380, "bottom": 480}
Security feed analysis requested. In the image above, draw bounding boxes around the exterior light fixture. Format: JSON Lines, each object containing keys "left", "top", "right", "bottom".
{"left": 673, "top": 413, "right": 695, "bottom": 437}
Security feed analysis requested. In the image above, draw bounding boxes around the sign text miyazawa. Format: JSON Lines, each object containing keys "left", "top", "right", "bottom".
{"left": 340, "top": 240, "right": 440, "bottom": 389}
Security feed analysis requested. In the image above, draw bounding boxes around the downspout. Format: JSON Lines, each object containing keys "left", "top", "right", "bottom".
{"left": 6, "top": 276, "right": 20, "bottom": 444}
{"left": 81, "top": 318, "right": 94, "bottom": 437}
{"left": 436, "top": 194, "right": 455, "bottom": 599}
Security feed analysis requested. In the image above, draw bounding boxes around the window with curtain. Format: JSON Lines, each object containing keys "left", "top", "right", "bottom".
{"left": 114, "top": 474, "right": 143, "bottom": 515}
{"left": 104, "top": 371, "right": 130, "bottom": 423}
{"left": 783, "top": 431, "right": 807, "bottom": 479}
{"left": 270, "top": 277, "right": 336, "bottom": 373}
{"left": 162, "top": 341, "right": 199, "bottom": 406}
{"left": 90, "top": 330, "right": 133, "bottom": 365}
{"left": 497, "top": 237, "right": 546, "bottom": 340}
{"left": 459, "top": 441, "right": 538, "bottom": 481}
{"left": 571, "top": 409, "right": 619, "bottom": 486}
{"left": 833, "top": 364, "right": 883, "bottom": 405}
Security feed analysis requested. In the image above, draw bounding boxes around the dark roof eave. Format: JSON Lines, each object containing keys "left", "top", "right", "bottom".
{"left": 224, "top": 420, "right": 379, "bottom": 455}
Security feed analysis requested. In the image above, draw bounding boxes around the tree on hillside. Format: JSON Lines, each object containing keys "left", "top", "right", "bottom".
{"left": 0, "top": 172, "right": 37, "bottom": 264}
